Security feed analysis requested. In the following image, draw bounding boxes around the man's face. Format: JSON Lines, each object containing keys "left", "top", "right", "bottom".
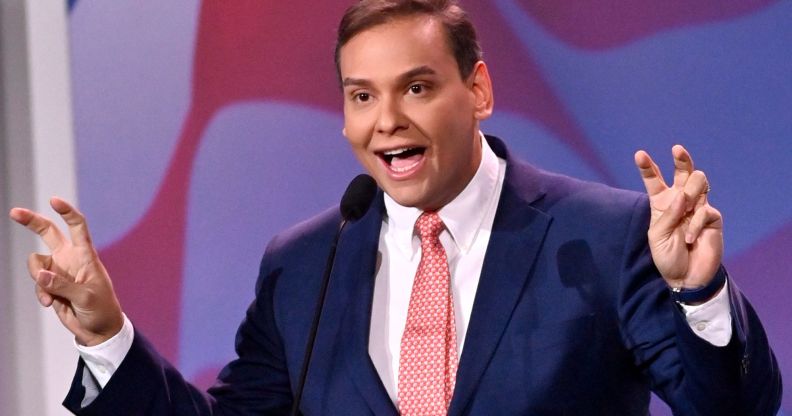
{"left": 339, "top": 15, "right": 491, "bottom": 211}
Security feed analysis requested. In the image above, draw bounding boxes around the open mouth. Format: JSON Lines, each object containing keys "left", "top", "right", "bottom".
{"left": 378, "top": 147, "right": 426, "bottom": 173}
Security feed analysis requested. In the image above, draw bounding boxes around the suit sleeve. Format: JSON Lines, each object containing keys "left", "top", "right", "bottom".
{"left": 616, "top": 195, "right": 781, "bottom": 416}
{"left": 62, "top": 242, "right": 294, "bottom": 416}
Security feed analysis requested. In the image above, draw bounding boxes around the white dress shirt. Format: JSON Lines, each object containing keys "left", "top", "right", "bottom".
{"left": 77, "top": 133, "right": 732, "bottom": 394}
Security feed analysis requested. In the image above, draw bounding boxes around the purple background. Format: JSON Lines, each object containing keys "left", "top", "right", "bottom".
{"left": 67, "top": 1, "right": 791, "bottom": 413}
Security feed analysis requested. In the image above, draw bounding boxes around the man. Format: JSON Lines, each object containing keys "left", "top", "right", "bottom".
{"left": 9, "top": 0, "right": 781, "bottom": 414}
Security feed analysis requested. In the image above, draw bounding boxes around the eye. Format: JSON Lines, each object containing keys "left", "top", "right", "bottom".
{"left": 408, "top": 84, "right": 425, "bottom": 95}
{"left": 353, "top": 92, "right": 371, "bottom": 103}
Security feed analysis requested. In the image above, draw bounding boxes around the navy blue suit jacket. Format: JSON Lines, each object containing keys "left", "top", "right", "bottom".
{"left": 64, "top": 137, "right": 781, "bottom": 415}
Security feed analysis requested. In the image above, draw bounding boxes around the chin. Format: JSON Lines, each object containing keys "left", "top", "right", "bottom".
{"left": 381, "top": 187, "right": 422, "bottom": 208}
{"left": 386, "top": 192, "right": 420, "bottom": 208}
{"left": 380, "top": 178, "right": 444, "bottom": 210}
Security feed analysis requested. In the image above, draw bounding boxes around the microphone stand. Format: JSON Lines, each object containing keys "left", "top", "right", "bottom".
{"left": 290, "top": 219, "right": 348, "bottom": 416}
{"left": 290, "top": 174, "right": 375, "bottom": 415}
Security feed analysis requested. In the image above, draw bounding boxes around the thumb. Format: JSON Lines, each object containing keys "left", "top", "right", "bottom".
{"left": 36, "top": 270, "right": 80, "bottom": 301}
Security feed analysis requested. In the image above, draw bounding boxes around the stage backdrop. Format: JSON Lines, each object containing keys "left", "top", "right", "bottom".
{"left": 67, "top": 1, "right": 791, "bottom": 414}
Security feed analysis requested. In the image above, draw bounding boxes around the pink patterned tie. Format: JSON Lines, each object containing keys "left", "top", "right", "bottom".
{"left": 398, "top": 211, "right": 458, "bottom": 416}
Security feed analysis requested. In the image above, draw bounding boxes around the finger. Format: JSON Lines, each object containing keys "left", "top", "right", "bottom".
{"left": 27, "top": 253, "right": 53, "bottom": 280}
{"left": 9, "top": 207, "right": 67, "bottom": 251}
{"left": 685, "top": 205, "right": 723, "bottom": 244}
{"left": 36, "top": 270, "right": 81, "bottom": 302}
{"left": 634, "top": 150, "right": 667, "bottom": 196}
{"left": 649, "top": 190, "right": 687, "bottom": 239}
{"left": 672, "top": 145, "right": 694, "bottom": 189}
{"left": 50, "top": 197, "right": 93, "bottom": 247}
{"left": 35, "top": 284, "right": 54, "bottom": 307}
{"left": 682, "top": 170, "right": 709, "bottom": 212}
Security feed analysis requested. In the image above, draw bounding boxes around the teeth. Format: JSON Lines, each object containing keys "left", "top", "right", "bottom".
{"left": 383, "top": 147, "right": 414, "bottom": 156}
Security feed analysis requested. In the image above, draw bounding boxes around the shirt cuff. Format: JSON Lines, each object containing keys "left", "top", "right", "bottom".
{"left": 679, "top": 279, "right": 732, "bottom": 346}
{"left": 74, "top": 313, "right": 135, "bottom": 388}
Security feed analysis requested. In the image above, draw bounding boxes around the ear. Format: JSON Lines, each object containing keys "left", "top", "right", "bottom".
{"left": 469, "top": 61, "right": 494, "bottom": 121}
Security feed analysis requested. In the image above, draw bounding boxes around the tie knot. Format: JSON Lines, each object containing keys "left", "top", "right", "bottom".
{"left": 415, "top": 211, "right": 444, "bottom": 241}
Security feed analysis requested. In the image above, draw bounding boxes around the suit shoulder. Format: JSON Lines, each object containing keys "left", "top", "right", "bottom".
{"left": 262, "top": 206, "right": 341, "bottom": 264}
{"left": 512, "top": 161, "right": 648, "bottom": 219}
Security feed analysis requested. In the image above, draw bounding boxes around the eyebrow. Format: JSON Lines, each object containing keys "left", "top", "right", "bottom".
{"left": 342, "top": 65, "right": 437, "bottom": 88}
{"left": 398, "top": 65, "right": 437, "bottom": 82}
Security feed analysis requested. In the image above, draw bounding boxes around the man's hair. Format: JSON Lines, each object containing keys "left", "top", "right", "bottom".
{"left": 334, "top": 0, "right": 482, "bottom": 83}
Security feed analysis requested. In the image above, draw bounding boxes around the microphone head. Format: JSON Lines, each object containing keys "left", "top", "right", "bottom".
{"left": 340, "top": 174, "right": 378, "bottom": 221}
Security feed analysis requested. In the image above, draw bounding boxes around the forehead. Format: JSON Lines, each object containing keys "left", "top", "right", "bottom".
{"left": 338, "top": 15, "right": 457, "bottom": 81}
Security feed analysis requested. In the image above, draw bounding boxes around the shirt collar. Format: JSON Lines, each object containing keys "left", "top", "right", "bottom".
{"left": 383, "top": 132, "right": 501, "bottom": 258}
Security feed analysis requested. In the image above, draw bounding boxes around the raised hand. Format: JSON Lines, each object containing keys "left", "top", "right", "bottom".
{"left": 9, "top": 197, "right": 123, "bottom": 346}
{"left": 634, "top": 145, "right": 723, "bottom": 289}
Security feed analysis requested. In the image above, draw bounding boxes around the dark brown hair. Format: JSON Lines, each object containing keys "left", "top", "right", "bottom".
{"left": 334, "top": 0, "right": 482, "bottom": 82}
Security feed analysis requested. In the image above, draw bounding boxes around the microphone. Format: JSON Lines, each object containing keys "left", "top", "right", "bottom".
{"left": 291, "top": 174, "right": 377, "bottom": 416}
{"left": 340, "top": 174, "right": 378, "bottom": 221}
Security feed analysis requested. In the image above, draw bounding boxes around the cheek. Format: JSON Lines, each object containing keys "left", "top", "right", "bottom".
{"left": 413, "top": 92, "right": 474, "bottom": 134}
{"left": 342, "top": 121, "right": 368, "bottom": 150}
{"left": 343, "top": 130, "right": 376, "bottom": 170}
{"left": 344, "top": 133, "right": 364, "bottom": 151}
{"left": 343, "top": 108, "right": 376, "bottom": 149}
{"left": 422, "top": 110, "right": 477, "bottom": 170}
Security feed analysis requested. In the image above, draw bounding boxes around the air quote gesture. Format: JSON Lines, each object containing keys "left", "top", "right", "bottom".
{"left": 8, "top": 197, "right": 123, "bottom": 347}
{"left": 634, "top": 145, "right": 724, "bottom": 291}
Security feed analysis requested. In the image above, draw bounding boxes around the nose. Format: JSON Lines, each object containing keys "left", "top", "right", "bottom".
{"left": 375, "top": 96, "right": 408, "bottom": 136}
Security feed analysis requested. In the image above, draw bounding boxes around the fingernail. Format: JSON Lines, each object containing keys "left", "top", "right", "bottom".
{"left": 685, "top": 233, "right": 694, "bottom": 244}
{"left": 38, "top": 270, "right": 53, "bottom": 286}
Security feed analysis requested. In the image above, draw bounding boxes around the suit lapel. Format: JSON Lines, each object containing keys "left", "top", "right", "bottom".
{"left": 448, "top": 153, "right": 552, "bottom": 416}
{"left": 335, "top": 193, "right": 400, "bottom": 415}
